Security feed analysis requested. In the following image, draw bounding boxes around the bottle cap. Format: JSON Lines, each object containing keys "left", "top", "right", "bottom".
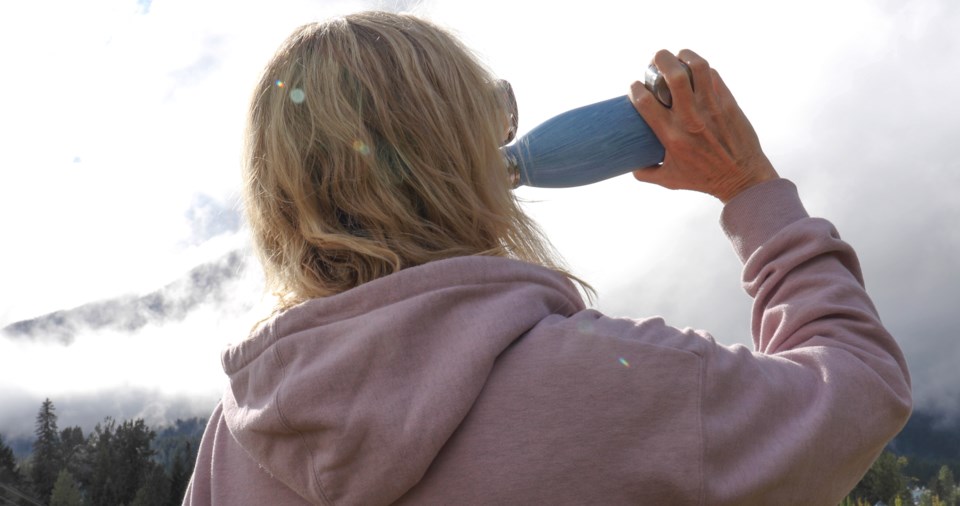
{"left": 644, "top": 61, "right": 692, "bottom": 108}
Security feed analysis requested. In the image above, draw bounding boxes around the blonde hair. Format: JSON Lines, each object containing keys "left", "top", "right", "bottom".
{"left": 243, "top": 11, "right": 579, "bottom": 310}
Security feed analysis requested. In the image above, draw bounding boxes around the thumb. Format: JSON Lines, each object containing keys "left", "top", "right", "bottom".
{"left": 632, "top": 165, "right": 667, "bottom": 185}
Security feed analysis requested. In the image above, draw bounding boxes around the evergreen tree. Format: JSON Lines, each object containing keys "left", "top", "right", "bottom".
{"left": 151, "top": 417, "right": 205, "bottom": 474}
{"left": 61, "top": 426, "right": 92, "bottom": 495}
{"left": 59, "top": 427, "right": 84, "bottom": 472}
{"left": 114, "top": 418, "right": 156, "bottom": 503}
{"left": 86, "top": 418, "right": 120, "bottom": 506}
{"left": 131, "top": 463, "right": 170, "bottom": 506}
{"left": 851, "top": 450, "right": 910, "bottom": 505}
{"left": 0, "top": 433, "right": 24, "bottom": 486}
{"left": 933, "top": 465, "right": 958, "bottom": 506}
{"left": 49, "top": 469, "right": 82, "bottom": 506}
{"left": 168, "top": 442, "right": 192, "bottom": 506}
{"left": 31, "top": 398, "right": 62, "bottom": 502}
{"left": 85, "top": 417, "right": 157, "bottom": 506}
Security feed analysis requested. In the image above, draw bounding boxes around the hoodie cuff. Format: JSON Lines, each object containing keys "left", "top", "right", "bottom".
{"left": 720, "top": 178, "right": 810, "bottom": 264}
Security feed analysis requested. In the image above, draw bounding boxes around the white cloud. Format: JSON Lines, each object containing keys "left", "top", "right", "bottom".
{"left": 0, "top": 0, "right": 370, "bottom": 324}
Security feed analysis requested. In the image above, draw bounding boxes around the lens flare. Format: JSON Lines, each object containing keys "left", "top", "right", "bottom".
{"left": 618, "top": 357, "right": 630, "bottom": 368}
{"left": 275, "top": 80, "right": 285, "bottom": 88}
{"left": 352, "top": 140, "right": 371, "bottom": 156}
{"left": 289, "top": 88, "right": 306, "bottom": 104}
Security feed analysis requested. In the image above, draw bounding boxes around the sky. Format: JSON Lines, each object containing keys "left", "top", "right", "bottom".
{"left": 1, "top": 0, "right": 958, "bottom": 438}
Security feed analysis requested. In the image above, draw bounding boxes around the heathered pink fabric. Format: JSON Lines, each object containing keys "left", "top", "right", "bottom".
{"left": 183, "top": 179, "right": 911, "bottom": 505}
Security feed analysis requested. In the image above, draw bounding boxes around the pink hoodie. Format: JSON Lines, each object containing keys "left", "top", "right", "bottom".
{"left": 184, "top": 179, "right": 911, "bottom": 505}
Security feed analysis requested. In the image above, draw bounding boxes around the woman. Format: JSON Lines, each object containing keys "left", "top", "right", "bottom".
{"left": 184, "top": 11, "right": 911, "bottom": 505}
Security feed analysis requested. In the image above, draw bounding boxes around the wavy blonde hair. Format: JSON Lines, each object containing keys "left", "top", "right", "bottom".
{"left": 243, "top": 11, "right": 577, "bottom": 310}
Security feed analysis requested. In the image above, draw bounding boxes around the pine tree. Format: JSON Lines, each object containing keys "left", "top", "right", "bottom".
{"left": 168, "top": 442, "right": 192, "bottom": 506}
{"left": 87, "top": 418, "right": 120, "bottom": 506}
{"left": 85, "top": 417, "right": 157, "bottom": 506}
{"left": 131, "top": 463, "right": 170, "bottom": 506}
{"left": 59, "top": 426, "right": 91, "bottom": 493}
{"left": 114, "top": 418, "right": 156, "bottom": 504}
{"left": 0, "top": 433, "right": 24, "bottom": 486}
{"left": 935, "top": 465, "right": 957, "bottom": 506}
{"left": 49, "top": 469, "right": 82, "bottom": 506}
{"left": 59, "top": 427, "right": 84, "bottom": 471}
{"left": 850, "top": 450, "right": 910, "bottom": 505}
{"left": 31, "top": 398, "right": 62, "bottom": 502}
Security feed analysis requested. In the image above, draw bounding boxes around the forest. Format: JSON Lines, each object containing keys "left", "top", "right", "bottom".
{"left": 0, "top": 399, "right": 202, "bottom": 506}
{"left": 1, "top": 398, "right": 958, "bottom": 505}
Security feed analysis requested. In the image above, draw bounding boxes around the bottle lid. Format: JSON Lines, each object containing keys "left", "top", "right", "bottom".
{"left": 644, "top": 61, "right": 692, "bottom": 108}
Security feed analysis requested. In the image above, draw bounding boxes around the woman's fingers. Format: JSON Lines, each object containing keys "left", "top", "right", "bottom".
{"left": 653, "top": 50, "right": 695, "bottom": 111}
{"left": 678, "top": 49, "right": 721, "bottom": 114}
{"left": 629, "top": 79, "right": 671, "bottom": 163}
{"left": 629, "top": 79, "right": 665, "bottom": 122}
{"left": 629, "top": 49, "right": 779, "bottom": 203}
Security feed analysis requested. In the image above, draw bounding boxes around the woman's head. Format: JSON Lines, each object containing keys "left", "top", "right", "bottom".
{"left": 243, "top": 11, "right": 562, "bottom": 308}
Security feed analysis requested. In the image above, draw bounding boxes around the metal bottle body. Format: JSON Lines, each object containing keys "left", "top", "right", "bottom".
{"left": 503, "top": 95, "right": 665, "bottom": 188}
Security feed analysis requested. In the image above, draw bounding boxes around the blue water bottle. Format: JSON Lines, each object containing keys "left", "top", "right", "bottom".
{"left": 503, "top": 62, "right": 689, "bottom": 188}
{"left": 503, "top": 95, "right": 664, "bottom": 188}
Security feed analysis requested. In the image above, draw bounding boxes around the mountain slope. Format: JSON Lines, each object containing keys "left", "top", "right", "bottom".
{"left": 2, "top": 250, "right": 246, "bottom": 345}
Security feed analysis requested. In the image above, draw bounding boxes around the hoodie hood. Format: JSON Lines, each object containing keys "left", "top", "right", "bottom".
{"left": 219, "top": 256, "right": 584, "bottom": 505}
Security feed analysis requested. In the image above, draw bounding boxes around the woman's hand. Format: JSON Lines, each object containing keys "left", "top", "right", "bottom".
{"left": 629, "top": 49, "right": 779, "bottom": 204}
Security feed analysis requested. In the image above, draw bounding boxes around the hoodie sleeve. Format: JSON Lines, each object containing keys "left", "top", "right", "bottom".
{"left": 696, "top": 178, "right": 912, "bottom": 505}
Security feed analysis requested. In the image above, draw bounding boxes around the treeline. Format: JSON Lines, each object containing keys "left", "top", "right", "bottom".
{"left": 3, "top": 399, "right": 960, "bottom": 505}
{"left": 843, "top": 450, "right": 958, "bottom": 505}
{"left": 840, "top": 408, "right": 960, "bottom": 506}
{"left": 0, "top": 398, "right": 204, "bottom": 506}
{"left": 895, "top": 410, "right": 960, "bottom": 489}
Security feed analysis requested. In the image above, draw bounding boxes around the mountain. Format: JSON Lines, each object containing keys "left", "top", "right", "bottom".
{"left": 1, "top": 250, "right": 246, "bottom": 345}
